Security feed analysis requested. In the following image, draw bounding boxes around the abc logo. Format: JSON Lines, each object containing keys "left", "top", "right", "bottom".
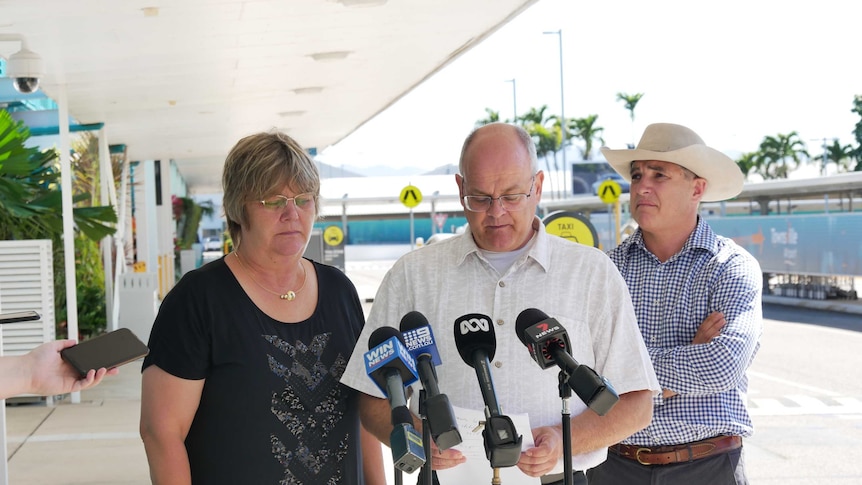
{"left": 459, "top": 317, "right": 490, "bottom": 334}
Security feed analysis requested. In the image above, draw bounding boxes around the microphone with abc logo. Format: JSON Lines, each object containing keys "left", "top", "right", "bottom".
{"left": 453, "top": 313, "right": 522, "bottom": 469}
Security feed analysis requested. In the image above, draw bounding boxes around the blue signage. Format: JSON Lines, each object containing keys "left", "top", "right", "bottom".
{"left": 708, "top": 213, "right": 862, "bottom": 276}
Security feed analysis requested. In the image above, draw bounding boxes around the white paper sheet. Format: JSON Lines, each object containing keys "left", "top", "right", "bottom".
{"left": 435, "top": 405, "right": 539, "bottom": 485}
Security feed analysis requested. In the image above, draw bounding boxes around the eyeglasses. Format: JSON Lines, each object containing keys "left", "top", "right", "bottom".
{"left": 258, "top": 193, "right": 315, "bottom": 211}
{"left": 462, "top": 177, "right": 534, "bottom": 212}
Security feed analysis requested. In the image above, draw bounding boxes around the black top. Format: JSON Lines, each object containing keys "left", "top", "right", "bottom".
{"left": 143, "top": 257, "right": 367, "bottom": 485}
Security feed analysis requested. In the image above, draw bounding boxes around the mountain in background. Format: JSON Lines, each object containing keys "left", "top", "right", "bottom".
{"left": 315, "top": 162, "right": 364, "bottom": 178}
{"left": 421, "top": 164, "right": 459, "bottom": 175}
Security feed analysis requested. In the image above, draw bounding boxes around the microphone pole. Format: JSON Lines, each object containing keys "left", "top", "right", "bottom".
{"left": 516, "top": 308, "right": 620, "bottom": 485}
{"left": 419, "top": 389, "right": 433, "bottom": 485}
{"left": 558, "top": 370, "right": 573, "bottom": 485}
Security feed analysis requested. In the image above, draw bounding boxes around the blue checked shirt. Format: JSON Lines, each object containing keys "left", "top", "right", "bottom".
{"left": 608, "top": 217, "right": 763, "bottom": 446}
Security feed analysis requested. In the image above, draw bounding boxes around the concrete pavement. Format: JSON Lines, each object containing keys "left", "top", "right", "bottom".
{"left": 5, "top": 365, "right": 149, "bottom": 484}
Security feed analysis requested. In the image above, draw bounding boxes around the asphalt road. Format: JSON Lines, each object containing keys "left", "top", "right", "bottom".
{"left": 745, "top": 304, "right": 862, "bottom": 484}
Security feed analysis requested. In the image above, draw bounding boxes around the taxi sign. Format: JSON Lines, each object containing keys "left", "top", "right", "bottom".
{"left": 597, "top": 179, "right": 622, "bottom": 204}
{"left": 323, "top": 225, "right": 344, "bottom": 247}
{"left": 542, "top": 211, "right": 599, "bottom": 248}
{"left": 400, "top": 185, "right": 422, "bottom": 208}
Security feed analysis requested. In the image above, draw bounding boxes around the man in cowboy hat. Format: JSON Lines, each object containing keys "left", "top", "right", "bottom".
{"left": 587, "top": 123, "right": 763, "bottom": 485}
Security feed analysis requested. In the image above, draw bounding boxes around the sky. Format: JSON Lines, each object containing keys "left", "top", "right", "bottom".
{"left": 317, "top": 0, "right": 860, "bottom": 174}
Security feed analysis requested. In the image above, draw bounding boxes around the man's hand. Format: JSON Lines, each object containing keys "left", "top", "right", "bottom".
{"left": 664, "top": 312, "right": 726, "bottom": 400}
{"left": 517, "top": 425, "right": 563, "bottom": 477}
{"left": 429, "top": 442, "right": 466, "bottom": 470}
{"left": 693, "top": 311, "right": 725, "bottom": 344}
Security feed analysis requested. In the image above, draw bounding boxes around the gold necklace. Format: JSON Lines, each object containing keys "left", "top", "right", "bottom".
{"left": 234, "top": 252, "right": 307, "bottom": 301}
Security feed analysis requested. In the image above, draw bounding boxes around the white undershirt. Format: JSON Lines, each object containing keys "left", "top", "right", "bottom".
{"left": 479, "top": 234, "right": 535, "bottom": 274}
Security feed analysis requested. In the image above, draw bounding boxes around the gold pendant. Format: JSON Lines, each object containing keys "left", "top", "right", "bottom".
{"left": 281, "top": 291, "right": 296, "bottom": 301}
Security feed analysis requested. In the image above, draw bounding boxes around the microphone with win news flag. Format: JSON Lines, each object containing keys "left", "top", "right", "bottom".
{"left": 364, "top": 326, "right": 425, "bottom": 474}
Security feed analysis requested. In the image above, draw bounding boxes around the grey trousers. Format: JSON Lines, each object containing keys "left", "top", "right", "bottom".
{"left": 586, "top": 447, "right": 747, "bottom": 485}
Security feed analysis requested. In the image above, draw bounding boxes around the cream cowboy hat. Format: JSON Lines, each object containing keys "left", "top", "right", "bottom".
{"left": 600, "top": 123, "right": 744, "bottom": 202}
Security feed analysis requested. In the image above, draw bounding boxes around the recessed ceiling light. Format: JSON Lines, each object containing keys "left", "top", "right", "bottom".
{"left": 279, "top": 110, "right": 306, "bottom": 117}
{"left": 293, "top": 87, "right": 323, "bottom": 95}
{"left": 141, "top": 7, "right": 159, "bottom": 17}
{"left": 309, "top": 51, "right": 352, "bottom": 62}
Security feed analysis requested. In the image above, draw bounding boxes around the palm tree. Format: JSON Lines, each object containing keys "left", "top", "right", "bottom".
{"left": 568, "top": 115, "right": 604, "bottom": 160}
{"left": 814, "top": 139, "right": 855, "bottom": 174}
{"left": 754, "top": 132, "right": 809, "bottom": 179}
{"left": 735, "top": 152, "right": 759, "bottom": 181}
{"left": 851, "top": 95, "right": 862, "bottom": 171}
{"left": 0, "top": 109, "right": 118, "bottom": 337}
{"left": 519, "top": 106, "right": 560, "bottom": 198}
{"left": 616, "top": 92, "right": 644, "bottom": 148}
{"left": 475, "top": 108, "right": 501, "bottom": 128}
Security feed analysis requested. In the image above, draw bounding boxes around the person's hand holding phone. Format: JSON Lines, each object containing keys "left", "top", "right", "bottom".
{"left": 0, "top": 340, "right": 119, "bottom": 399}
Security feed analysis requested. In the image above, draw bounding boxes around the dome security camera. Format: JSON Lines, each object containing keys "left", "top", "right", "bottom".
{"left": 7, "top": 47, "right": 44, "bottom": 94}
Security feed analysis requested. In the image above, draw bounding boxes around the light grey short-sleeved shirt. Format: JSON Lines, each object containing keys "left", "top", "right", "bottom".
{"left": 342, "top": 218, "right": 659, "bottom": 472}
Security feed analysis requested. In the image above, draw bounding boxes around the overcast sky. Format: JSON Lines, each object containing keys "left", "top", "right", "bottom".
{"left": 318, "top": 0, "right": 860, "bottom": 173}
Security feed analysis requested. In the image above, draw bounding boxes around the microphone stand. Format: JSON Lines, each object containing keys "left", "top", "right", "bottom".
{"left": 419, "top": 389, "right": 433, "bottom": 485}
{"left": 558, "top": 370, "right": 573, "bottom": 485}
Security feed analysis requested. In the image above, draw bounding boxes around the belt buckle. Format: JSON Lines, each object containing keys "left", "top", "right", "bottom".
{"left": 635, "top": 447, "right": 652, "bottom": 466}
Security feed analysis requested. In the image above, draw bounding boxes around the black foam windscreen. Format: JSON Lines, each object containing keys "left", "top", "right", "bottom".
{"left": 515, "top": 308, "right": 549, "bottom": 345}
{"left": 369, "top": 326, "right": 404, "bottom": 349}
{"left": 366, "top": 326, "right": 418, "bottom": 394}
{"left": 452, "top": 313, "right": 496, "bottom": 366}
{"left": 399, "top": 310, "right": 429, "bottom": 332}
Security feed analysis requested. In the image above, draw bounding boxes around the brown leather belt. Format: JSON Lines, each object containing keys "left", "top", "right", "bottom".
{"left": 609, "top": 435, "right": 742, "bottom": 466}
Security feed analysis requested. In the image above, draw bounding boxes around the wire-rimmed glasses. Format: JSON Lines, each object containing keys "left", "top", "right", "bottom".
{"left": 258, "top": 193, "right": 315, "bottom": 211}
{"left": 462, "top": 177, "right": 534, "bottom": 212}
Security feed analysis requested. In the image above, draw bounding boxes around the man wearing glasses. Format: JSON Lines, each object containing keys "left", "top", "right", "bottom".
{"left": 341, "top": 122, "right": 659, "bottom": 485}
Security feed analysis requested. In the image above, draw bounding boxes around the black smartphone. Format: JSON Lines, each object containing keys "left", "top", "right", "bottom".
{"left": 0, "top": 311, "right": 41, "bottom": 324}
{"left": 60, "top": 328, "right": 150, "bottom": 376}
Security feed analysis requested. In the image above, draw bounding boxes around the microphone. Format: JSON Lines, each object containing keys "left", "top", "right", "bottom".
{"left": 515, "top": 308, "right": 620, "bottom": 416}
{"left": 453, "top": 313, "right": 501, "bottom": 415}
{"left": 515, "top": 308, "right": 579, "bottom": 373}
{"left": 453, "top": 313, "right": 522, "bottom": 468}
{"left": 399, "top": 311, "right": 462, "bottom": 451}
{"left": 364, "top": 327, "right": 425, "bottom": 474}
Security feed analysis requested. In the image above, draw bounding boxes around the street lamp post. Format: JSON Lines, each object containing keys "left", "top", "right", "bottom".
{"left": 811, "top": 137, "right": 839, "bottom": 175}
{"left": 505, "top": 78, "right": 517, "bottom": 122}
{"left": 544, "top": 29, "right": 567, "bottom": 197}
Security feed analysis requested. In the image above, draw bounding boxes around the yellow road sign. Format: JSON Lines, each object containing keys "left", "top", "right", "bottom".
{"left": 400, "top": 185, "right": 422, "bottom": 208}
{"left": 598, "top": 179, "right": 622, "bottom": 204}
{"left": 542, "top": 211, "right": 599, "bottom": 248}
{"left": 323, "top": 226, "right": 344, "bottom": 247}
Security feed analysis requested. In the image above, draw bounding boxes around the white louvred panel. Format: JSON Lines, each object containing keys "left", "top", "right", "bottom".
{"left": 0, "top": 240, "right": 56, "bottom": 356}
